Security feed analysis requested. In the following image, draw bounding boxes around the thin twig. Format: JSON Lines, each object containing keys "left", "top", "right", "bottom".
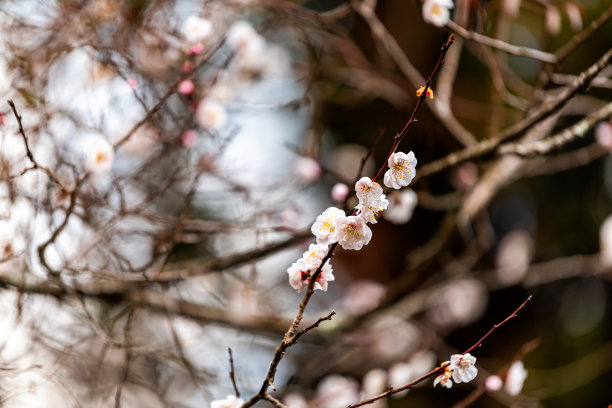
{"left": 446, "top": 21, "right": 556, "bottom": 63}
{"left": 347, "top": 295, "right": 533, "bottom": 407}
{"left": 554, "top": 2, "right": 612, "bottom": 62}
{"left": 7, "top": 100, "right": 68, "bottom": 192}
{"left": 498, "top": 102, "right": 612, "bottom": 157}
{"left": 228, "top": 348, "right": 241, "bottom": 398}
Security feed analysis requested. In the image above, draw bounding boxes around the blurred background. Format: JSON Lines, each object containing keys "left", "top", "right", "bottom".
{"left": 0, "top": 0, "right": 611, "bottom": 407}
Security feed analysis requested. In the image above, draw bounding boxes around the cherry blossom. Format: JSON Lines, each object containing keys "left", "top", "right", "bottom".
{"left": 384, "top": 151, "right": 417, "bottom": 189}
{"left": 336, "top": 215, "right": 372, "bottom": 250}
{"left": 450, "top": 353, "right": 478, "bottom": 383}
{"left": 311, "top": 207, "right": 346, "bottom": 245}
{"left": 210, "top": 395, "right": 244, "bottom": 408}
{"left": 422, "top": 0, "right": 454, "bottom": 27}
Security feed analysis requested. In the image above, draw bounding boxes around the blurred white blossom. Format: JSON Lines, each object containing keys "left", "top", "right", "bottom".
{"left": 485, "top": 375, "right": 503, "bottom": 391}
{"left": 315, "top": 375, "right": 360, "bottom": 408}
{"left": 505, "top": 360, "right": 527, "bottom": 396}
{"left": 331, "top": 182, "right": 349, "bottom": 203}
{"left": 599, "top": 214, "right": 612, "bottom": 267}
{"left": 210, "top": 395, "right": 244, "bottom": 408}
{"left": 295, "top": 156, "right": 322, "bottom": 183}
{"left": 383, "top": 189, "right": 418, "bottom": 224}
{"left": 181, "top": 15, "right": 213, "bottom": 44}
{"left": 84, "top": 138, "right": 113, "bottom": 174}
{"left": 196, "top": 98, "right": 227, "bottom": 131}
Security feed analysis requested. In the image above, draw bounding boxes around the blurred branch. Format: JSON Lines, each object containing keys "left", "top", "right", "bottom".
{"left": 522, "top": 142, "right": 607, "bottom": 178}
{"left": 350, "top": 0, "right": 478, "bottom": 147}
{"left": 498, "top": 102, "right": 612, "bottom": 157}
{"left": 6, "top": 99, "right": 68, "bottom": 192}
{"left": 348, "top": 296, "right": 533, "bottom": 407}
{"left": 554, "top": 2, "right": 612, "bottom": 62}
{"left": 416, "top": 47, "right": 612, "bottom": 182}
{"left": 446, "top": 21, "right": 556, "bottom": 63}
{"left": 265, "top": 0, "right": 351, "bottom": 24}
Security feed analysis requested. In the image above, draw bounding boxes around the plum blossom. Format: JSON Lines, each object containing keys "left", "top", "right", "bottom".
{"left": 355, "top": 177, "right": 383, "bottom": 205}
{"left": 210, "top": 395, "right": 244, "bottom": 408}
{"left": 336, "top": 215, "right": 372, "bottom": 250}
{"left": 433, "top": 364, "right": 453, "bottom": 388}
{"left": 311, "top": 207, "right": 346, "bottom": 245}
{"left": 287, "top": 243, "right": 335, "bottom": 292}
{"left": 196, "top": 98, "right": 227, "bottom": 131}
{"left": 504, "top": 360, "right": 527, "bottom": 396}
{"left": 383, "top": 189, "right": 418, "bottom": 224}
{"left": 450, "top": 353, "right": 478, "bottom": 383}
{"left": 226, "top": 21, "right": 265, "bottom": 54}
{"left": 85, "top": 138, "right": 113, "bottom": 174}
{"left": 356, "top": 194, "right": 389, "bottom": 224}
{"left": 422, "top": 0, "right": 454, "bottom": 27}
{"left": 181, "top": 15, "right": 213, "bottom": 44}
{"left": 177, "top": 79, "right": 195, "bottom": 95}
{"left": 384, "top": 151, "right": 417, "bottom": 189}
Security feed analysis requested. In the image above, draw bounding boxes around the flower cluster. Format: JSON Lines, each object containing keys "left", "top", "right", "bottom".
{"left": 422, "top": 0, "right": 454, "bottom": 27}
{"left": 434, "top": 353, "right": 478, "bottom": 388}
{"left": 288, "top": 151, "right": 417, "bottom": 291}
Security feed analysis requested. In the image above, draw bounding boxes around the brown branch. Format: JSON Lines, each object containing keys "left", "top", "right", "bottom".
{"left": 416, "top": 47, "right": 612, "bottom": 182}
{"left": 265, "top": 0, "right": 351, "bottom": 24}
{"left": 446, "top": 21, "right": 556, "bottom": 63}
{"left": 348, "top": 296, "right": 533, "bottom": 407}
{"left": 6, "top": 100, "right": 68, "bottom": 192}
{"left": 498, "top": 101, "right": 612, "bottom": 157}
{"left": 228, "top": 347, "right": 241, "bottom": 398}
{"left": 350, "top": 0, "right": 477, "bottom": 147}
{"left": 554, "top": 2, "right": 612, "bottom": 62}
{"left": 114, "top": 308, "right": 134, "bottom": 408}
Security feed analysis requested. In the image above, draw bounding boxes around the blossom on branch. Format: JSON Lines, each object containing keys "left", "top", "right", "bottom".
{"left": 422, "top": 0, "right": 454, "bottom": 27}
{"left": 356, "top": 194, "right": 389, "bottom": 224}
{"left": 287, "top": 257, "right": 334, "bottom": 292}
{"left": 450, "top": 353, "right": 478, "bottom": 383}
{"left": 355, "top": 177, "right": 383, "bottom": 205}
{"left": 210, "top": 395, "right": 244, "bottom": 408}
{"left": 311, "top": 207, "right": 346, "bottom": 245}
{"left": 336, "top": 215, "right": 372, "bottom": 250}
{"left": 433, "top": 364, "right": 453, "bottom": 388}
{"left": 384, "top": 151, "right": 417, "bottom": 189}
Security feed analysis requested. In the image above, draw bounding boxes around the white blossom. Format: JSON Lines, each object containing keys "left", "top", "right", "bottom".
{"left": 355, "top": 177, "right": 383, "bottom": 205}
{"left": 226, "top": 21, "right": 264, "bottom": 54}
{"left": 196, "top": 98, "right": 227, "bottom": 132}
{"left": 287, "top": 255, "right": 334, "bottom": 292}
{"left": 383, "top": 151, "right": 417, "bottom": 189}
{"left": 181, "top": 15, "right": 213, "bottom": 44}
{"left": 356, "top": 194, "right": 389, "bottom": 224}
{"left": 504, "top": 360, "right": 527, "bottom": 396}
{"left": 301, "top": 243, "right": 330, "bottom": 269}
{"left": 450, "top": 353, "right": 478, "bottom": 383}
{"left": 311, "top": 207, "right": 346, "bottom": 245}
{"left": 336, "top": 215, "right": 372, "bottom": 250}
{"left": 422, "top": 0, "right": 454, "bottom": 27}
{"left": 383, "top": 189, "right": 418, "bottom": 224}
{"left": 85, "top": 138, "right": 114, "bottom": 174}
{"left": 210, "top": 395, "right": 244, "bottom": 408}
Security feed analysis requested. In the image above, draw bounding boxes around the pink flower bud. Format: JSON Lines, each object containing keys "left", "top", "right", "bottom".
{"left": 181, "top": 61, "right": 194, "bottom": 73}
{"left": 331, "top": 183, "right": 349, "bottom": 202}
{"left": 178, "top": 79, "right": 195, "bottom": 95}
{"left": 181, "top": 130, "right": 199, "bottom": 148}
{"left": 565, "top": 2, "right": 582, "bottom": 32}
{"left": 189, "top": 43, "right": 205, "bottom": 55}
{"left": 545, "top": 5, "right": 561, "bottom": 35}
